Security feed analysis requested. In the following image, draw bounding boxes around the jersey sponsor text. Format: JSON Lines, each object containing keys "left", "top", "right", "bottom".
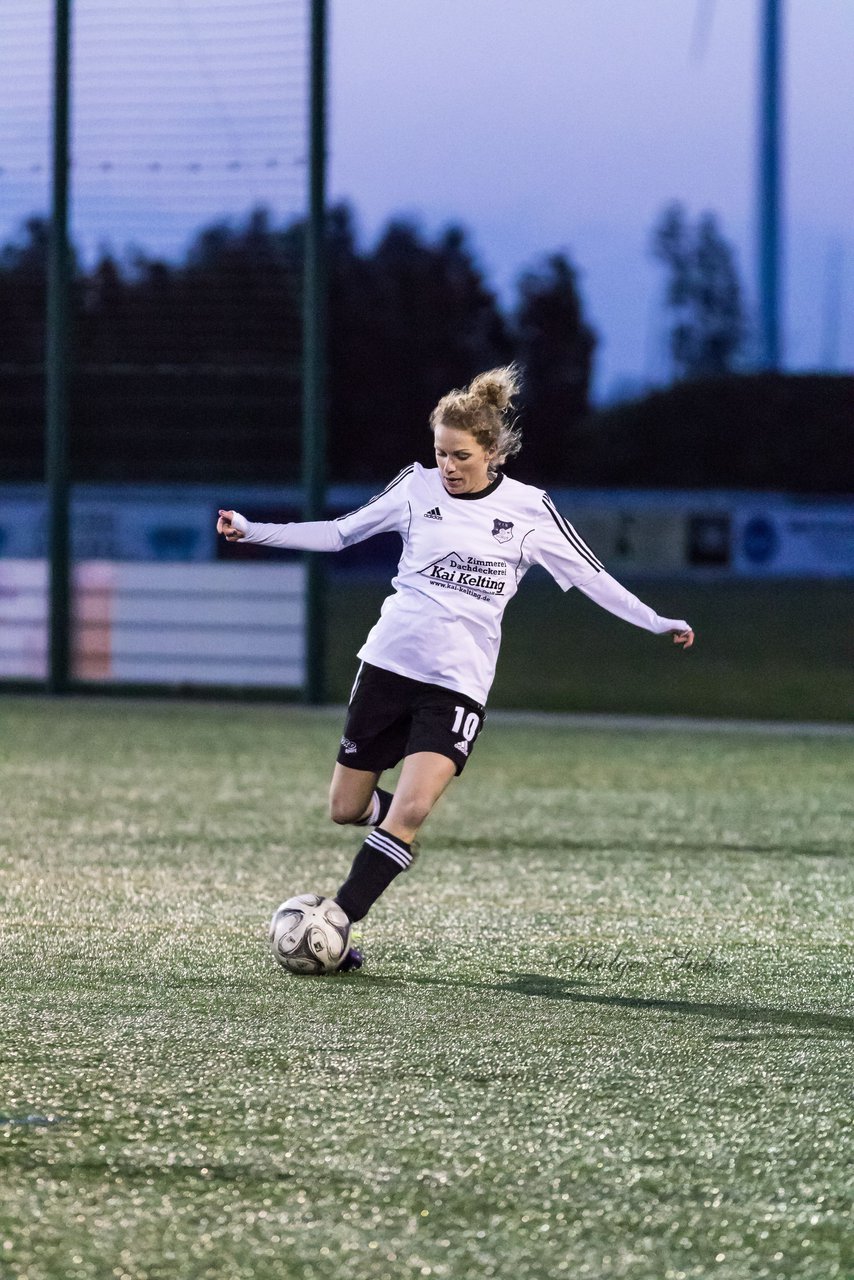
{"left": 418, "top": 552, "right": 507, "bottom": 599}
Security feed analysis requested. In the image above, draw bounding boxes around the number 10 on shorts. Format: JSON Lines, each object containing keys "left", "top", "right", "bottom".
{"left": 452, "top": 705, "right": 481, "bottom": 743}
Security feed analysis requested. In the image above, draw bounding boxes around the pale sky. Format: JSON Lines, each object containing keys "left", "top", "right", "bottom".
{"left": 329, "top": 0, "right": 854, "bottom": 396}
{"left": 1, "top": 0, "right": 852, "bottom": 399}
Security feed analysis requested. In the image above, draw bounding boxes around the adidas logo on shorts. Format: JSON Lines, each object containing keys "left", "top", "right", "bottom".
{"left": 454, "top": 739, "right": 469, "bottom": 756}
{"left": 423, "top": 507, "right": 442, "bottom": 520}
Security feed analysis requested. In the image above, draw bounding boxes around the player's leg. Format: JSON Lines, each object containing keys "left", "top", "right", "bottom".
{"left": 328, "top": 763, "right": 381, "bottom": 825}
{"left": 329, "top": 764, "right": 394, "bottom": 828}
{"left": 334, "top": 686, "right": 485, "bottom": 929}
{"left": 330, "top": 663, "right": 407, "bottom": 827}
{"left": 334, "top": 752, "right": 456, "bottom": 923}
{"left": 382, "top": 751, "right": 456, "bottom": 844}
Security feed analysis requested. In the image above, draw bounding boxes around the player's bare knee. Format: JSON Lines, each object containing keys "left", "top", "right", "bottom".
{"left": 388, "top": 794, "right": 432, "bottom": 833}
{"left": 329, "top": 793, "right": 362, "bottom": 825}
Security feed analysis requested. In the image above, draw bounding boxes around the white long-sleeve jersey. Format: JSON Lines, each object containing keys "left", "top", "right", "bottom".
{"left": 234, "top": 464, "right": 690, "bottom": 705}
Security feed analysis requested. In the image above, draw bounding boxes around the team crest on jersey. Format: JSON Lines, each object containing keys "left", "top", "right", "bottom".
{"left": 492, "top": 519, "right": 514, "bottom": 543}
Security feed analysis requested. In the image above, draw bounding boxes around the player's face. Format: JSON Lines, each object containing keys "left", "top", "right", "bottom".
{"left": 433, "top": 424, "right": 496, "bottom": 495}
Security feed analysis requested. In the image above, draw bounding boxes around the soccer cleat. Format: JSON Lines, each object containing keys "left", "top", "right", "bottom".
{"left": 336, "top": 944, "right": 364, "bottom": 973}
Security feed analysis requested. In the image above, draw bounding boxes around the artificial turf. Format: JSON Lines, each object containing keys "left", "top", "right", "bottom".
{"left": 0, "top": 698, "right": 852, "bottom": 1280}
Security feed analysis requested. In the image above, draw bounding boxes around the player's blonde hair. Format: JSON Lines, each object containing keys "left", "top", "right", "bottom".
{"left": 430, "top": 365, "right": 523, "bottom": 469}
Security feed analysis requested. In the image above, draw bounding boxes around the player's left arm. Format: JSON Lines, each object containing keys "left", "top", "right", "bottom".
{"left": 576, "top": 570, "right": 694, "bottom": 648}
{"left": 531, "top": 495, "right": 694, "bottom": 649}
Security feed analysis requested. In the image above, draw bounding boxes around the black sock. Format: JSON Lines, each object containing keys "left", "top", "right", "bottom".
{"left": 374, "top": 788, "right": 393, "bottom": 826}
{"left": 334, "top": 827, "right": 413, "bottom": 922}
{"left": 353, "top": 787, "right": 394, "bottom": 827}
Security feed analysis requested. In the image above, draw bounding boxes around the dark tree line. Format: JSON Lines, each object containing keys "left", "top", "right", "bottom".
{"left": 0, "top": 204, "right": 596, "bottom": 484}
{"left": 1, "top": 201, "right": 848, "bottom": 492}
{"left": 572, "top": 372, "right": 854, "bottom": 494}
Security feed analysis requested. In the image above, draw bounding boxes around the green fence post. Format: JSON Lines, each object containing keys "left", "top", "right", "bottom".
{"left": 46, "top": 0, "right": 73, "bottom": 693}
{"left": 301, "top": 0, "right": 328, "bottom": 704}
{"left": 758, "top": 0, "right": 783, "bottom": 369}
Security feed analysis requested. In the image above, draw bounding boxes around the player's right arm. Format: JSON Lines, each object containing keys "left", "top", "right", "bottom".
{"left": 216, "top": 508, "right": 341, "bottom": 550}
{"left": 217, "top": 465, "right": 414, "bottom": 553}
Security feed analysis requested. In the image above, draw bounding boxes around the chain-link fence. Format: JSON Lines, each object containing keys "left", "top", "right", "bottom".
{"left": 0, "top": 1, "right": 315, "bottom": 689}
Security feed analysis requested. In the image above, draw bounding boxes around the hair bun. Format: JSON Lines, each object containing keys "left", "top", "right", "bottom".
{"left": 469, "top": 366, "right": 521, "bottom": 412}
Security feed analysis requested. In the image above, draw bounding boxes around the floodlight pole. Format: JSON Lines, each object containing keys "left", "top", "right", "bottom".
{"left": 757, "top": 0, "right": 783, "bottom": 369}
{"left": 46, "top": 0, "right": 73, "bottom": 692}
{"left": 302, "top": 0, "right": 327, "bottom": 703}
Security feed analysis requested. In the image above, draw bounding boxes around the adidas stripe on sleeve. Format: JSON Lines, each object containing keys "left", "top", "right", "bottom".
{"left": 530, "top": 494, "right": 604, "bottom": 588}
{"left": 541, "top": 495, "right": 604, "bottom": 575}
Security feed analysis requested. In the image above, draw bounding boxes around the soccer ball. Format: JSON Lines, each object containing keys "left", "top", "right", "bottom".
{"left": 269, "top": 893, "right": 351, "bottom": 975}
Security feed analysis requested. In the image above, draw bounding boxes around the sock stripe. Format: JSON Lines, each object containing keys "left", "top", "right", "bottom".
{"left": 380, "top": 850, "right": 410, "bottom": 870}
{"left": 367, "top": 829, "right": 413, "bottom": 869}
{"left": 370, "top": 846, "right": 410, "bottom": 870}
{"left": 369, "top": 828, "right": 412, "bottom": 858}
{"left": 367, "top": 841, "right": 410, "bottom": 870}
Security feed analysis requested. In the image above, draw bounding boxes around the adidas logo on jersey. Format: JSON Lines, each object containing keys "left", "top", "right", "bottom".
{"left": 423, "top": 506, "right": 442, "bottom": 520}
{"left": 454, "top": 739, "right": 470, "bottom": 756}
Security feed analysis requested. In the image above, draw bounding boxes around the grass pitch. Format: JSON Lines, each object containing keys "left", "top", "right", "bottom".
{"left": 0, "top": 697, "right": 852, "bottom": 1280}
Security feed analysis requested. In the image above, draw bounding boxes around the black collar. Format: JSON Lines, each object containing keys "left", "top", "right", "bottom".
{"left": 447, "top": 473, "right": 505, "bottom": 502}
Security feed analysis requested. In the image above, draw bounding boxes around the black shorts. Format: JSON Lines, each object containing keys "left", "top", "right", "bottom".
{"left": 336, "top": 663, "right": 486, "bottom": 776}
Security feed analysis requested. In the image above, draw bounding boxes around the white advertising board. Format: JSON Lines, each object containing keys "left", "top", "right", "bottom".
{"left": 0, "top": 560, "right": 306, "bottom": 686}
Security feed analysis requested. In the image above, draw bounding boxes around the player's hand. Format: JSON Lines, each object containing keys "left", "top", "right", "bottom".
{"left": 671, "top": 628, "right": 694, "bottom": 649}
{"left": 217, "top": 509, "right": 246, "bottom": 541}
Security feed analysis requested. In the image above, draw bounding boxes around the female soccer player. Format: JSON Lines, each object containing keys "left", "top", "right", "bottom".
{"left": 217, "top": 367, "right": 694, "bottom": 968}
